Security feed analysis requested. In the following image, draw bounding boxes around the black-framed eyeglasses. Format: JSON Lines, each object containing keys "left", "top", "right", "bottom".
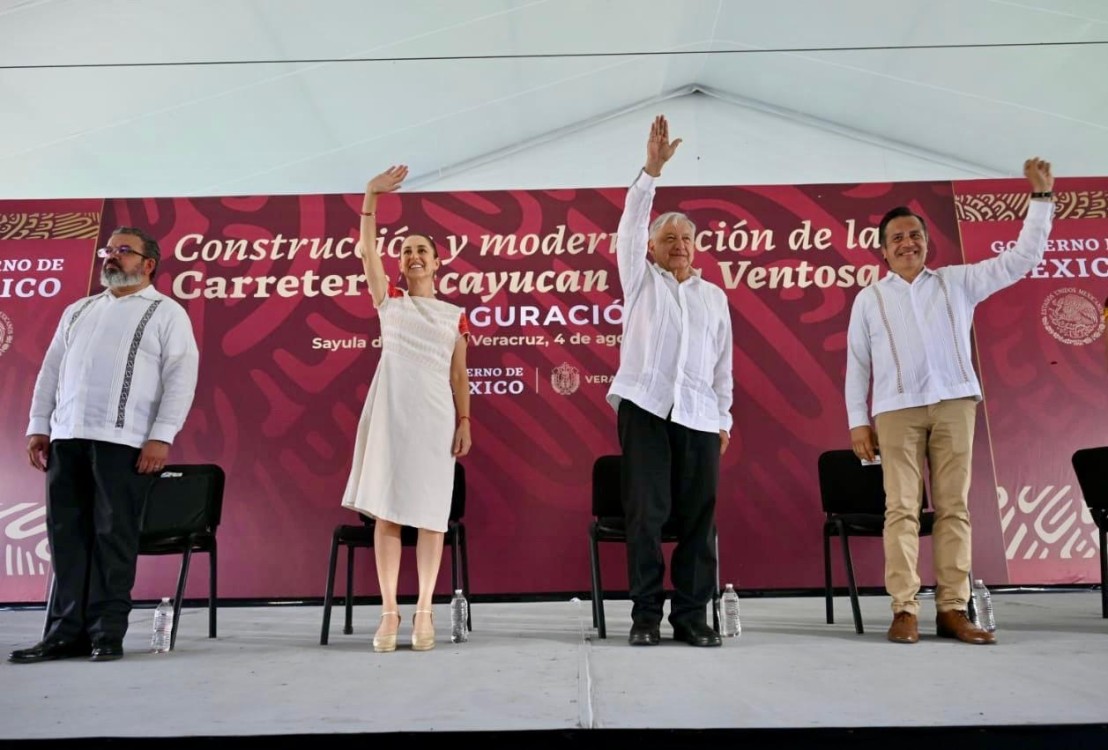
{"left": 97, "top": 245, "right": 150, "bottom": 260}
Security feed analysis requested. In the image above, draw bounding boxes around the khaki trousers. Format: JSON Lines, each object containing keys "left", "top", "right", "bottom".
{"left": 874, "top": 398, "right": 976, "bottom": 615}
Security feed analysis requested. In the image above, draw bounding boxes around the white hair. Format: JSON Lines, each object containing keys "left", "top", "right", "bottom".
{"left": 649, "top": 211, "right": 696, "bottom": 240}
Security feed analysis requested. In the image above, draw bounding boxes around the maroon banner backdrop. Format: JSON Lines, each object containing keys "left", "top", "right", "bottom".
{"left": 955, "top": 179, "right": 1108, "bottom": 585}
{"left": 1, "top": 178, "right": 1103, "bottom": 603}
{"left": 0, "top": 201, "right": 102, "bottom": 601}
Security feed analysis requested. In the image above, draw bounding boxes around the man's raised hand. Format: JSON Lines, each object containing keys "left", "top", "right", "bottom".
{"left": 1024, "top": 157, "right": 1054, "bottom": 194}
{"left": 644, "top": 115, "right": 682, "bottom": 177}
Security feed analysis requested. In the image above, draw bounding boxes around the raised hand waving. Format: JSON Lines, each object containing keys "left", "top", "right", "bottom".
{"left": 644, "top": 115, "right": 682, "bottom": 177}
{"left": 369, "top": 164, "right": 409, "bottom": 195}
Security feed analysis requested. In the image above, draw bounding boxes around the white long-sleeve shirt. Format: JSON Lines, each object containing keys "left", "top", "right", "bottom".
{"left": 845, "top": 199, "right": 1054, "bottom": 428}
{"left": 606, "top": 170, "right": 734, "bottom": 434}
{"left": 27, "top": 285, "right": 199, "bottom": 448}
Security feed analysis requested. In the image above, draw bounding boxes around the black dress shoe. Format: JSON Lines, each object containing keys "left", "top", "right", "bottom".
{"left": 672, "top": 621, "right": 722, "bottom": 647}
{"left": 89, "top": 638, "right": 124, "bottom": 662}
{"left": 628, "top": 623, "right": 660, "bottom": 646}
{"left": 8, "top": 638, "right": 92, "bottom": 664}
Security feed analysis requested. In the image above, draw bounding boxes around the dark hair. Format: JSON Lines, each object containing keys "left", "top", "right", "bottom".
{"left": 405, "top": 233, "right": 439, "bottom": 259}
{"left": 112, "top": 226, "right": 161, "bottom": 279}
{"left": 877, "top": 207, "right": 927, "bottom": 248}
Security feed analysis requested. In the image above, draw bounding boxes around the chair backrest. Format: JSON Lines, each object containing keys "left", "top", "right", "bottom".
{"left": 359, "top": 462, "right": 466, "bottom": 527}
{"left": 140, "top": 464, "right": 225, "bottom": 537}
{"left": 592, "top": 454, "right": 622, "bottom": 518}
{"left": 1072, "top": 447, "right": 1108, "bottom": 512}
{"left": 817, "top": 450, "right": 889, "bottom": 515}
{"left": 817, "top": 449, "right": 933, "bottom": 515}
{"left": 449, "top": 462, "right": 466, "bottom": 521}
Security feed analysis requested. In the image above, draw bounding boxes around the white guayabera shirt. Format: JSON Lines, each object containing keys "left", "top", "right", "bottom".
{"left": 845, "top": 200, "right": 1053, "bottom": 428}
{"left": 607, "top": 170, "right": 734, "bottom": 435}
{"left": 28, "top": 285, "right": 199, "bottom": 449}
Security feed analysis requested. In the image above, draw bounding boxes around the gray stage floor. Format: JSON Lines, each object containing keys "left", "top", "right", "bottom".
{"left": 1, "top": 591, "right": 1106, "bottom": 742}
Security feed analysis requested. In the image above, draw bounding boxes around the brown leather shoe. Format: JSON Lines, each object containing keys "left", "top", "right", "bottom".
{"left": 887, "top": 611, "right": 919, "bottom": 644}
{"left": 936, "top": 610, "right": 996, "bottom": 644}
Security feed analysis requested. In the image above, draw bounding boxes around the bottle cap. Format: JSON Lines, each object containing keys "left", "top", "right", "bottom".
{"left": 973, "top": 579, "right": 984, "bottom": 585}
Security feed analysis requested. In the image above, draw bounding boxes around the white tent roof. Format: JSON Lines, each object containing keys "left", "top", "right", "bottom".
{"left": 2, "top": 0, "right": 1105, "bottom": 198}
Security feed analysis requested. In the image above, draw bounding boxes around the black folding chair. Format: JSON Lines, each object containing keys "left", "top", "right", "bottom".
{"left": 43, "top": 464, "right": 225, "bottom": 651}
{"left": 1072, "top": 447, "right": 1108, "bottom": 618}
{"left": 587, "top": 454, "right": 721, "bottom": 639}
{"left": 817, "top": 450, "right": 934, "bottom": 634}
{"left": 320, "top": 462, "right": 471, "bottom": 645}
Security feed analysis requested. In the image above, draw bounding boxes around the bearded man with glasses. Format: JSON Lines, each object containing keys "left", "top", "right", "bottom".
{"left": 9, "top": 226, "right": 200, "bottom": 664}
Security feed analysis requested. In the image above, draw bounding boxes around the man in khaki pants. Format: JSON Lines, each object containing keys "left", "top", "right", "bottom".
{"left": 845, "top": 158, "right": 1055, "bottom": 645}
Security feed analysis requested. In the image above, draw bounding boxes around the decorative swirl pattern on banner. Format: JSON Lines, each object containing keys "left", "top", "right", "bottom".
{"left": 0, "top": 311, "right": 13, "bottom": 359}
{"left": 0, "top": 212, "right": 101, "bottom": 240}
{"left": 955, "top": 191, "right": 1108, "bottom": 221}
{"left": 998, "top": 484, "right": 1099, "bottom": 562}
{"left": 1055, "top": 191, "right": 1108, "bottom": 220}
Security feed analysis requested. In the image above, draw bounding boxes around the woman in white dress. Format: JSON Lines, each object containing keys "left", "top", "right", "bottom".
{"left": 340, "top": 164, "right": 472, "bottom": 652}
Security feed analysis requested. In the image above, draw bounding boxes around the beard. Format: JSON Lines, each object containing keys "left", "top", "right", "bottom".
{"left": 100, "top": 265, "right": 145, "bottom": 289}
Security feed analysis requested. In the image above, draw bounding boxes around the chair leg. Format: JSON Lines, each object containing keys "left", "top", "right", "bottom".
{"left": 170, "top": 549, "right": 193, "bottom": 651}
{"left": 320, "top": 531, "right": 341, "bottom": 645}
{"left": 711, "top": 532, "right": 721, "bottom": 634}
{"left": 447, "top": 531, "right": 471, "bottom": 630}
{"left": 589, "top": 543, "right": 599, "bottom": 628}
{"left": 1101, "top": 529, "right": 1107, "bottom": 619}
{"left": 208, "top": 542, "right": 217, "bottom": 639}
{"left": 458, "top": 525, "right": 472, "bottom": 631}
{"left": 966, "top": 570, "right": 977, "bottom": 623}
{"left": 344, "top": 544, "right": 355, "bottom": 635}
{"left": 588, "top": 530, "right": 599, "bottom": 629}
{"left": 589, "top": 534, "right": 606, "bottom": 639}
{"left": 837, "top": 525, "right": 863, "bottom": 635}
{"left": 823, "top": 528, "right": 834, "bottom": 624}
{"left": 449, "top": 533, "right": 460, "bottom": 594}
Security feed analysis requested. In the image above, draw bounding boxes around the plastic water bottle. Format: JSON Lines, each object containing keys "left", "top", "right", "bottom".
{"left": 450, "top": 589, "right": 469, "bottom": 643}
{"left": 151, "top": 597, "right": 174, "bottom": 653}
{"left": 720, "top": 583, "right": 742, "bottom": 637}
{"left": 971, "top": 579, "right": 996, "bottom": 632}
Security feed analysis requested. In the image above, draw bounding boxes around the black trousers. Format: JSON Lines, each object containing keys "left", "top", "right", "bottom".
{"left": 43, "top": 439, "right": 153, "bottom": 643}
{"left": 617, "top": 400, "right": 720, "bottom": 627}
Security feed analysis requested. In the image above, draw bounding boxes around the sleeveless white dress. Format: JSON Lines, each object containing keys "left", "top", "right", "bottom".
{"left": 341, "top": 287, "right": 467, "bottom": 532}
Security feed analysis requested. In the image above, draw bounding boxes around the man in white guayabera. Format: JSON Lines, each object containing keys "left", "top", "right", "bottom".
{"left": 606, "top": 115, "right": 734, "bottom": 648}
{"left": 845, "top": 158, "right": 1055, "bottom": 646}
{"left": 10, "top": 227, "right": 199, "bottom": 664}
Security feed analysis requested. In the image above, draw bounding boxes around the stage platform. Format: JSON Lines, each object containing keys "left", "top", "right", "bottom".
{"left": 2, "top": 591, "right": 1106, "bottom": 748}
